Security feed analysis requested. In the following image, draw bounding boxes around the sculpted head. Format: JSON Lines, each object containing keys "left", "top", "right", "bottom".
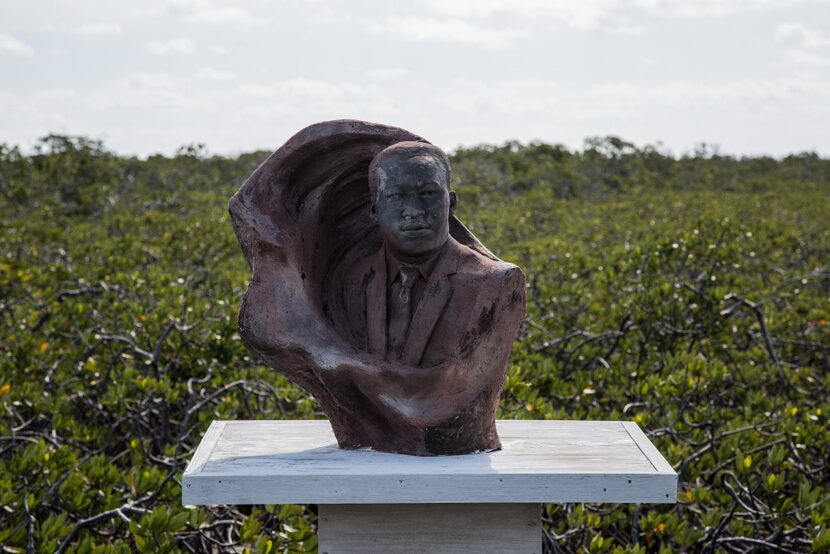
{"left": 368, "top": 142, "right": 457, "bottom": 262}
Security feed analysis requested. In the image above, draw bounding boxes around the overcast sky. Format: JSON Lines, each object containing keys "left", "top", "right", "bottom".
{"left": 2, "top": 0, "right": 830, "bottom": 157}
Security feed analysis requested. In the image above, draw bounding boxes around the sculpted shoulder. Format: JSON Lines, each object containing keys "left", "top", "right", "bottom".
{"left": 450, "top": 238, "right": 525, "bottom": 293}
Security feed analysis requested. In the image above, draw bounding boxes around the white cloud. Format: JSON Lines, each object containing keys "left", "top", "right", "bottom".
{"left": 236, "top": 78, "right": 347, "bottom": 98}
{"left": 429, "top": 0, "right": 820, "bottom": 19}
{"left": 32, "top": 88, "right": 80, "bottom": 102}
{"left": 441, "top": 78, "right": 567, "bottom": 115}
{"left": 88, "top": 72, "right": 198, "bottom": 110}
{"left": 0, "top": 88, "right": 78, "bottom": 139}
{"left": 422, "top": 0, "right": 586, "bottom": 19}
{"left": 84, "top": 72, "right": 396, "bottom": 119}
{"left": 633, "top": 0, "right": 813, "bottom": 19}
{"left": 166, "top": 0, "right": 210, "bottom": 9}
{"left": 195, "top": 67, "right": 238, "bottom": 80}
{"left": 160, "top": 0, "right": 210, "bottom": 16}
{"left": 775, "top": 22, "right": 830, "bottom": 48}
{"left": 146, "top": 37, "right": 195, "bottom": 54}
{"left": 421, "top": 0, "right": 819, "bottom": 33}
{"left": 774, "top": 23, "right": 830, "bottom": 69}
{"left": 74, "top": 22, "right": 123, "bottom": 36}
{"left": 781, "top": 48, "right": 830, "bottom": 67}
{"left": 210, "top": 44, "right": 227, "bottom": 54}
{"left": 586, "top": 80, "right": 792, "bottom": 109}
{"left": 436, "top": 76, "right": 830, "bottom": 121}
{"left": 422, "top": 0, "right": 642, "bottom": 33}
{"left": 366, "top": 16, "right": 529, "bottom": 50}
{"left": 186, "top": 6, "right": 265, "bottom": 26}
{"left": 365, "top": 67, "right": 411, "bottom": 79}
{"left": 129, "top": 0, "right": 266, "bottom": 26}
{"left": 0, "top": 33, "right": 34, "bottom": 56}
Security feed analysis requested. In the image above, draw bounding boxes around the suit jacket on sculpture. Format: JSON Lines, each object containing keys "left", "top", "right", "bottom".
{"left": 330, "top": 236, "right": 523, "bottom": 368}
{"left": 322, "top": 236, "right": 526, "bottom": 454}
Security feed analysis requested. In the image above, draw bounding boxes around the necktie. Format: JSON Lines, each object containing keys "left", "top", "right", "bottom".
{"left": 388, "top": 266, "right": 419, "bottom": 359}
{"left": 398, "top": 266, "right": 419, "bottom": 304}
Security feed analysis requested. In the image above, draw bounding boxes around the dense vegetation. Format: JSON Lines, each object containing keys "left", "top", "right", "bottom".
{"left": 1, "top": 135, "right": 828, "bottom": 553}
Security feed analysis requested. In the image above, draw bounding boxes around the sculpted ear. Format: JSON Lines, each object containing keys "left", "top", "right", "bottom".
{"left": 449, "top": 190, "right": 457, "bottom": 217}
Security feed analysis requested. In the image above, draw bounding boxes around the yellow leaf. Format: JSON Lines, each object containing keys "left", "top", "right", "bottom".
{"left": 0, "top": 383, "right": 10, "bottom": 396}
{"left": 39, "top": 341, "right": 49, "bottom": 353}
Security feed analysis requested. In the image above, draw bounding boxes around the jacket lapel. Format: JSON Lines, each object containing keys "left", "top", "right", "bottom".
{"left": 365, "top": 249, "right": 387, "bottom": 355}
{"left": 400, "top": 240, "right": 460, "bottom": 366}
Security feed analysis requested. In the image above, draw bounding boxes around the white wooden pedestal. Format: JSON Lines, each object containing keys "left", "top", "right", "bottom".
{"left": 183, "top": 420, "right": 676, "bottom": 553}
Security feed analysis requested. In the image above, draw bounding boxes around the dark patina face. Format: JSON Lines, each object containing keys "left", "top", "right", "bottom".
{"left": 373, "top": 154, "right": 457, "bottom": 262}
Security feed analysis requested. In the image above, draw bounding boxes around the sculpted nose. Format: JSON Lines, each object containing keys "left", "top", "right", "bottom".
{"left": 401, "top": 198, "right": 425, "bottom": 218}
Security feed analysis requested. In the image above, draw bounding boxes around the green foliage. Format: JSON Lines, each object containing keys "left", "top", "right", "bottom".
{"left": 1, "top": 135, "right": 828, "bottom": 552}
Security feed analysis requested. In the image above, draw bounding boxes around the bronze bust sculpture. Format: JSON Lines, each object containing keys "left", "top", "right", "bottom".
{"left": 230, "top": 120, "right": 525, "bottom": 455}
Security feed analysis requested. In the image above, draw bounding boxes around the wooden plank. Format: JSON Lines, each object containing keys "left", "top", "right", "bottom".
{"left": 197, "top": 420, "right": 658, "bottom": 474}
{"left": 182, "top": 420, "right": 678, "bottom": 505}
{"left": 318, "top": 504, "right": 540, "bottom": 554}
{"left": 622, "top": 422, "right": 676, "bottom": 474}
{"left": 183, "top": 421, "right": 226, "bottom": 477}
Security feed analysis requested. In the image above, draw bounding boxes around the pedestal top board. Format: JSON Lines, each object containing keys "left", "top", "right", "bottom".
{"left": 182, "top": 420, "right": 676, "bottom": 506}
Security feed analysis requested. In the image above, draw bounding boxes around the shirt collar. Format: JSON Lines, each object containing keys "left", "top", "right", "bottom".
{"left": 385, "top": 241, "right": 446, "bottom": 285}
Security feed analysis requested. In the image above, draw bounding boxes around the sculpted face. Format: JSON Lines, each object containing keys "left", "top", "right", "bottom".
{"left": 373, "top": 153, "right": 456, "bottom": 262}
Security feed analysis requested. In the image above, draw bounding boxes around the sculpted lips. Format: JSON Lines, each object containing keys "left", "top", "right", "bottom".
{"left": 400, "top": 221, "right": 431, "bottom": 232}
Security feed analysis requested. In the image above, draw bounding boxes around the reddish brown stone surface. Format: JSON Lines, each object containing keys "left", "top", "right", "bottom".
{"left": 230, "top": 120, "right": 525, "bottom": 455}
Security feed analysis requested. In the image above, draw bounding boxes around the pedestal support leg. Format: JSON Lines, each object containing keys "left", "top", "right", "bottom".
{"left": 318, "top": 503, "right": 540, "bottom": 554}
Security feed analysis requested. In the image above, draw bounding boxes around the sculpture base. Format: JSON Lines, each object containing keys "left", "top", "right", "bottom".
{"left": 318, "top": 503, "right": 540, "bottom": 554}
{"left": 182, "top": 420, "right": 677, "bottom": 552}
